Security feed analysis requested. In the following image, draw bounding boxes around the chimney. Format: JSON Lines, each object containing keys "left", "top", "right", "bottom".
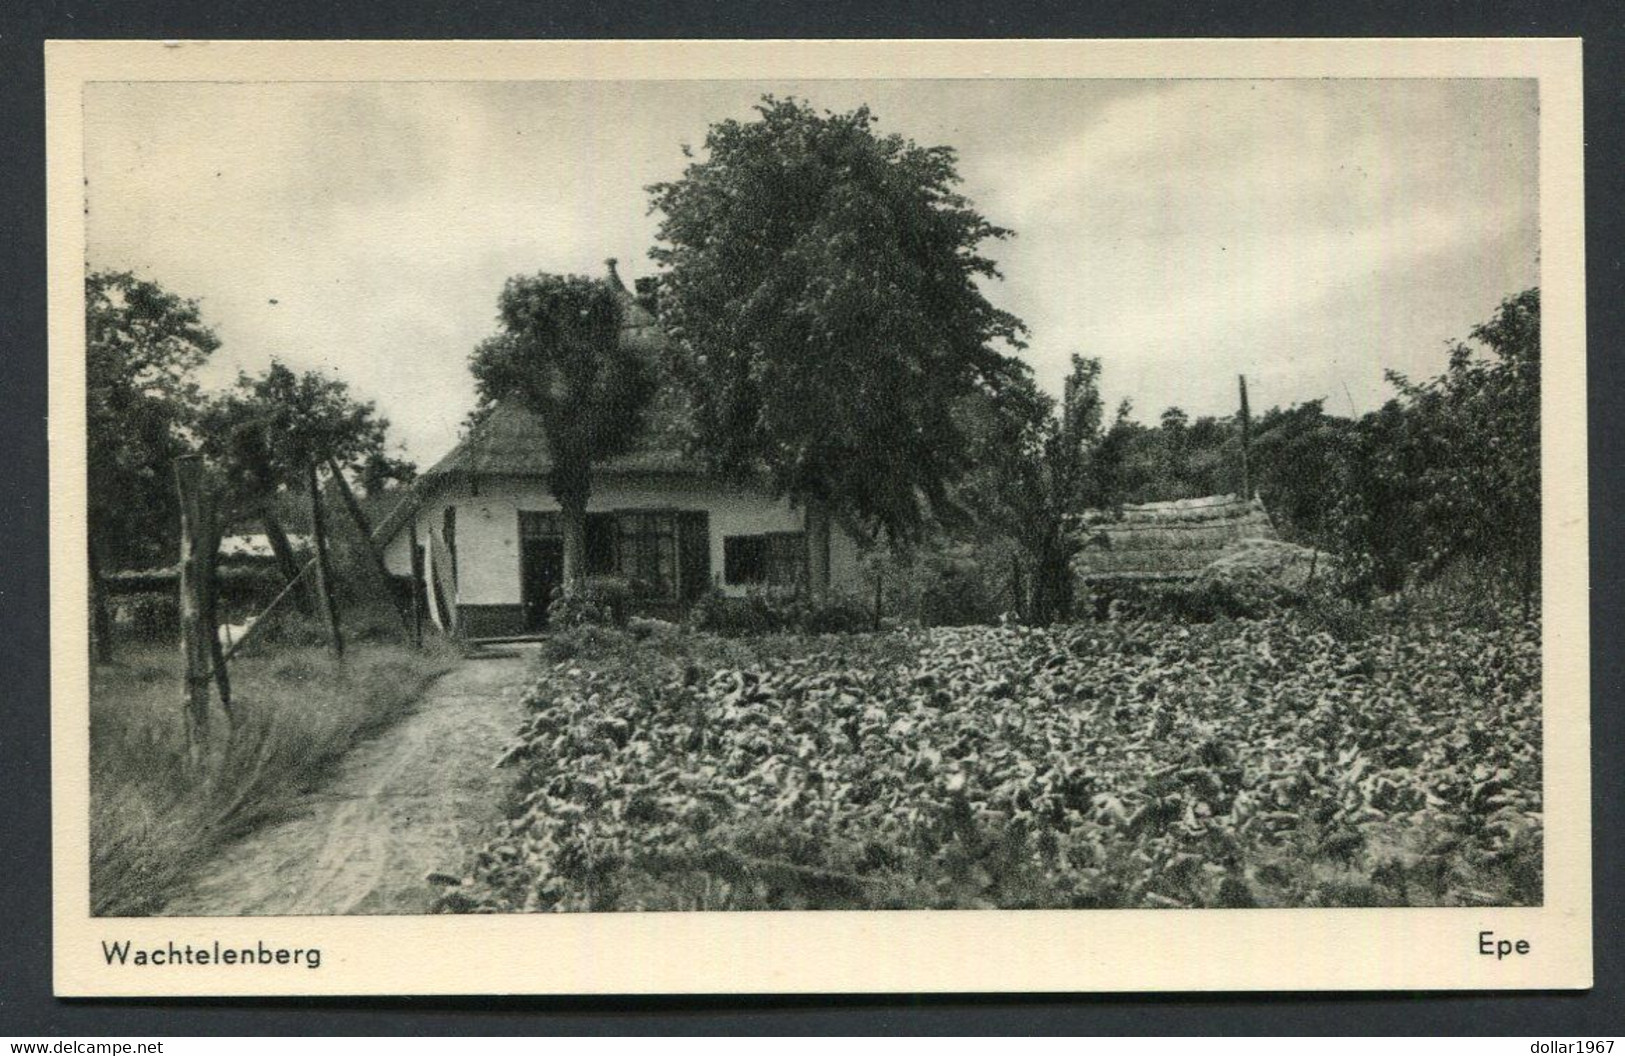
{"left": 605, "top": 257, "right": 625, "bottom": 291}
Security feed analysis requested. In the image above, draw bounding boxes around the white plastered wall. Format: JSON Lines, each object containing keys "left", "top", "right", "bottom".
{"left": 382, "top": 473, "right": 864, "bottom": 605}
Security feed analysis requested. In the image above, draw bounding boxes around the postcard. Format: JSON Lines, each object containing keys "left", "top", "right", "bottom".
{"left": 48, "top": 38, "right": 1589, "bottom": 994}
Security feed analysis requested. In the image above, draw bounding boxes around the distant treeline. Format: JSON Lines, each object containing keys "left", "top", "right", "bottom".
{"left": 1093, "top": 287, "right": 1539, "bottom": 598}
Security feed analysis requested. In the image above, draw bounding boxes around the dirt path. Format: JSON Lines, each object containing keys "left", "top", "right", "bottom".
{"left": 162, "top": 644, "right": 538, "bottom": 917}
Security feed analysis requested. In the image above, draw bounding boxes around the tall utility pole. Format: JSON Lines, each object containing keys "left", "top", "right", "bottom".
{"left": 1238, "top": 374, "right": 1253, "bottom": 500}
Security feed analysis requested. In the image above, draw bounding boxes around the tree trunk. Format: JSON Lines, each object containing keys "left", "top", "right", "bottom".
{"left": 89, "top": 539, "right": 114, "bottom": 663}
{"left": 306, "top": 463, "right": 345, "bottom": 659}
{"left": 1027, "top": 565, "right": 1049, "bottom": 626}
{"left": 260, "top": 504, "right": 313, "bottom": 614}
{"left": 806, "top": 499, "right": 832, "bottom": 601}
{"left": 559, "top": 491, "right": 589, "bottom": 598}
{"left": 1027, "top": 532, "right": 1075, "bottom": 627}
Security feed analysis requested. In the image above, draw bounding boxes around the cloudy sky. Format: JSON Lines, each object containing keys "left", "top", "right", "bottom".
{"left": 85, "top": 78, "right": 1538, "bottom": 466}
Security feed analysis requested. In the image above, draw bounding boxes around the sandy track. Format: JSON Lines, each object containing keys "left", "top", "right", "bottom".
{"left": 161, "top": 644, "right": 536, "bottom": 917}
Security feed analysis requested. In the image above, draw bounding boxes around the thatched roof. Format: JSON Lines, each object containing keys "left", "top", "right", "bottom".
{"left": 1070, "top": 493, "right": 1279, "bottom": 581}
{"left": 419, "top": 398, "right": 698, "bottom": 482}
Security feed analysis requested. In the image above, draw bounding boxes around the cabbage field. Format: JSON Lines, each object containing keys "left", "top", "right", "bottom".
{"left": 435, "top": 609, "right": 1541, "bottom": 912}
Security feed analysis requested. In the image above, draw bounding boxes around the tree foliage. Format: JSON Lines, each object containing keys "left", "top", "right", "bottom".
{"left": 1333, "top": 288, "right": 1540, "bottom": 597}
{"left": 356, "top": 449, "right": 419, "bottom": 498}
{"left": 86, "top": 271, "right": 221, "bottom": 568}
{"left": 197, "top": 361, "right": 407, "bottom": 600}
{"left": 647, "top": 97, "right": 1029, "bottom": 546}
{"left": 957, "top": 355, "right": 1117, "bottom": 624}
{"left": 198, "top": 360, "right": 398, "bottom": 512}
{"left": 1247, "top": 400, "right": 1352, "bottom": 545}
{"left": 468, "top": 272, "right": 656, "bottom": 592}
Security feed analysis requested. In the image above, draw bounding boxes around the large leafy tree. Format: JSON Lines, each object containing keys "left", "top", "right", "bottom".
{"left": 647, "top": 97, "right": 1029, "bottom": 591}
{"left": 1327, "top": 398, "right": 1441, "bottom": 593}
{"left": 356, "top": 449, "right": 418, "bottom": 499}
{"left": 1386, "top": 287, "right": 1540, "bottom": 598}
{"left": 468, "top": 273, "right": 656, "bottom": 594}
{"left": 198, "top": 360, "right": 400, "bottom": 590}
{"left": 86, "top": 271, "right": 220, "bottom": 570}
{"left": 1329, "top": 288, "right": 1540, "bottom": 602}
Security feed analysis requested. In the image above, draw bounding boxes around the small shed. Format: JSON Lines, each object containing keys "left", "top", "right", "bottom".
{"left": 1070, "top": 493, "right": 1279, "bottom": 582}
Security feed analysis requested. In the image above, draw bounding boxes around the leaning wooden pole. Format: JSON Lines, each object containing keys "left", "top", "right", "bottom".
{"left": 327, "top": 457, "right": 413, "bottom": 637}
{"left": 218, "top": 484, "right": 425, "bottom": 664}
{"left": 306, "top": 462, "right": 345, "bottom": 660}
{"left": 1238, "top": 373, "right": 1253, "bottom": 500}
{"left": 174, "top": 456, "right": 214, "bottom": 757}
{"left": 219, "top": 561, "right": 312, "bottom": 663}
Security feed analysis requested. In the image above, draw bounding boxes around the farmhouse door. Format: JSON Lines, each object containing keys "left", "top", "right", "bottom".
{"left": 519, "top": 511, "right": 564, "bottom": 631}
{"left": 677, "top": 511, "right": 711, "bottom": 603}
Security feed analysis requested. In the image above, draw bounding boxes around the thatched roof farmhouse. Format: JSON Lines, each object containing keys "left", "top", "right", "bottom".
{"left": 372, "top": 261, "right": 866, "bottom": 637}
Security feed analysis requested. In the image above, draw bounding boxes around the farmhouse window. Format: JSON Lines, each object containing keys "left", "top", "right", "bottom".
{"left": 585, "top": 513, "right": 618, "bottom": 576}
{"left": 617, "top": 512, "right": 677, "bottom": 599}
{"left": 724, "top": 532, "right": 806, "bottom": 588}
{"left": 724, "top": 535, "right": 766, "bottom": 585}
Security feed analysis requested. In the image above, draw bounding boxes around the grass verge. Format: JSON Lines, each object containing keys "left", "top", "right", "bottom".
{"left": 90, "top": 638, "right": 459, "bottom": 917}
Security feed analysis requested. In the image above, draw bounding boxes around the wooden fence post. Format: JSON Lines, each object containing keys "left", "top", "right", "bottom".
{"left": 175, "top": 456, "right": 213, "bottom": 758}
{"left": 201, "top": 515, "right": 232, "bottom": 717}
{"left": 306, "top": 462, "right": 345, "bottom": 659}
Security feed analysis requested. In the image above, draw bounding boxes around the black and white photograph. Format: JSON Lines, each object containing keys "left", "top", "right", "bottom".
{"left": 47, "top": 39, "right": 1590, "bottom": 994}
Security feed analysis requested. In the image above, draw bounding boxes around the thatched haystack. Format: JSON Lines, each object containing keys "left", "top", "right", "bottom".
{"left": 1070, "top": 493, "right": 1279, "bottom": 582}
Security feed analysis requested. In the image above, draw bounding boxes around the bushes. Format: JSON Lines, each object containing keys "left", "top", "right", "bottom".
{"left": 542, "top": 624, "right": 635, "bottom": 663}
{"left": 860, "top": 546, "right": 1015, "bottom": 629}
{"left": 917, "top": 559, "right": 1007, "bottom": 627}
{"left": 687, "top": 588, "right": 873, "bottom": 636}
{"left": 545, "top": 577, "right": 637, "bottom": 629}
{"left": 111, "top": 592, "right": 180, "bottom": 641}
{"left": 1100, "top": 571, "right": 1305, "bottom": 623}
{"left": 546, "top": 591, "right": 617, "bottom": 630}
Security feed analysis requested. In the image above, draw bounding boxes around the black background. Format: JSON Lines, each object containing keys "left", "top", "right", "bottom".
{"left": 2, "top": 0, "right": 1620, "bottom": 1035}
